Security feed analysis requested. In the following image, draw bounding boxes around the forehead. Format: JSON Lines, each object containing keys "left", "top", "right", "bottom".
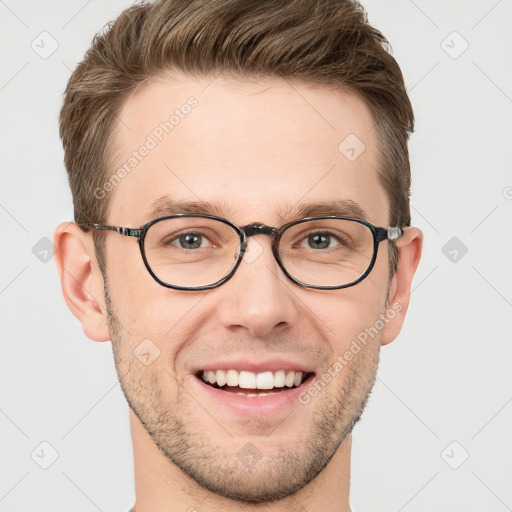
{"left": 108, "top": 74, "right": 388, "bottom": 226}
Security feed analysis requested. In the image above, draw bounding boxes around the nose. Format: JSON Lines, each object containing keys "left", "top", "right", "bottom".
{"left": 216, "top": 237, "right": 300, "bottom": 338}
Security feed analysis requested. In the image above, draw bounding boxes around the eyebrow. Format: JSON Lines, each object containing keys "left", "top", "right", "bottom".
{"left": 149, "top": 197, "right": 230, "bottom": 219}
{"left": 147, "top": 197, "right": 368, "bottom": 224}
{"left": 283, "top": 200, "right": 367, "bottom": 221}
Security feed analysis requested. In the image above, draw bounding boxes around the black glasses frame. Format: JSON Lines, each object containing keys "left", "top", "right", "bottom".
{"left": 84, "top": 214, "right": 403, "bottom": 291}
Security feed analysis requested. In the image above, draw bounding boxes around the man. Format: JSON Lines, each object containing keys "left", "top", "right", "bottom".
{"left": 54, "top": 0, "right": 422, "bottom": 510}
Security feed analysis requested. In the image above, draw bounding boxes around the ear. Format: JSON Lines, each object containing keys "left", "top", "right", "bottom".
{"left": 380, "top": 227, "right": 423, "bottom": 346}
{"left": 53, "top": 222, "right": 111, "bottom": 342}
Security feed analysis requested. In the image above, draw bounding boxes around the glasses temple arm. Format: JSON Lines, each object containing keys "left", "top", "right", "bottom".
{"left": 87, "top": 223, "right": 142, "bottom": 238}
{"left": 375, "top": 226, "right": 403, "bottom": 242}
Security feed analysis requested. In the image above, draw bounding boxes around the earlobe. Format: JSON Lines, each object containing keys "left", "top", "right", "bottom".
{"left": 380, "top": 227, "right": 423, "bottom": 346}
{"left": 53, "top": 222, "right": 111, "bottom": 342}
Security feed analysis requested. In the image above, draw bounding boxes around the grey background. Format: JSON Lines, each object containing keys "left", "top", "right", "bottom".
{"left": 1, "top": 0, "right": 511, "bottom": 510}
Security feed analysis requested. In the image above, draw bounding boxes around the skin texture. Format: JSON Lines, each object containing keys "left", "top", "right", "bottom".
{"left": 55, "top": 75, "right": 423, "bottom": 512}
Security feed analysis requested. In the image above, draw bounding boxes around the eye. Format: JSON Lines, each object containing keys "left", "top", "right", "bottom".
{"left": 306, "top": 233, "right": 331, "bottom": 249}
{"left": 299, "top": 231, "right": 345, "bottom": 250}
{"left": 177, "top": 233, "right": 204, "bottom": 249}
{"left": 164, "top": 231, "right": 214, "bottom": 250}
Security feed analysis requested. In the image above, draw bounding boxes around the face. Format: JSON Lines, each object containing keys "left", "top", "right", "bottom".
{"left": 97, "top": 75, "right": 399, "bottom": 502}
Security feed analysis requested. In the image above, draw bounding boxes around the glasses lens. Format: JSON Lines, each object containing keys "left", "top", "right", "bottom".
{"left": 143, "top": 217, "right": 241, "bottom": 288}
{"left": 279, "top": 219, "right": 375, "bottom": 287}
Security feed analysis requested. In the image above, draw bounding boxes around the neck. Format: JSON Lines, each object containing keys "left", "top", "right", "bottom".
{"left": 129, "top": 410, "right": 353, "bottom": 512}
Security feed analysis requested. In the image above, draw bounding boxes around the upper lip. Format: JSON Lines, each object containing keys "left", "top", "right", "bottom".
{"left": 192, "top": 358, "right": 315, "bottom": 375}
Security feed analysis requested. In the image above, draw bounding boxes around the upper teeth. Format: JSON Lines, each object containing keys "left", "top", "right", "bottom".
{"left": 201, "top": 369, "right": 304, "bottom": 389}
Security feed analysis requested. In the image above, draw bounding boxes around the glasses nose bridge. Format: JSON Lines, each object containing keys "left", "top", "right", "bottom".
{"left": 241, "top": 223, "right": 279, "bottom": 241}
{"left": 239, "top": 223, "right": 280, "bottom": 262}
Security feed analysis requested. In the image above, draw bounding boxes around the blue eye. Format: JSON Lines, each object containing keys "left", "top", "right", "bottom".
{"left": 178, "top": 233, "right": 203, "bottom": 249}
{"left": 307, "top": 233, "right": 331, "bottom": 249}
{"left": 298, "top": 231, "right": 347, "bottom": 250}
{"left": 162, "top": 231, "right": 213, "bottom": 250}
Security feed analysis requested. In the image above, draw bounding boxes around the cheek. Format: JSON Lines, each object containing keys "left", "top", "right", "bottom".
{"left": 307, "top": 280, "right": 387, "bottom": 351}
{"left": 105, "top": 265, "right": 163, "bottom": 348}
{"left": 109, "top": 270, "right": 209, "bottom": 362}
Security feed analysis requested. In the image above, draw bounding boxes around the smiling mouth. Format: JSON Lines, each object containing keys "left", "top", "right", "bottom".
{"left": 195, "top": 369, "right": 314, "bottom": 396}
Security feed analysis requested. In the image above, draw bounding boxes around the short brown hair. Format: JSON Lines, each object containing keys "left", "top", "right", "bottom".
{"left": 60, "top": 0, "right": 414, "bottom": 276}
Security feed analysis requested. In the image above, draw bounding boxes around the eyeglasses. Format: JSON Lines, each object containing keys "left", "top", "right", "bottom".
{"left": 84, "top": 214, "right": 403, "bottom": 291}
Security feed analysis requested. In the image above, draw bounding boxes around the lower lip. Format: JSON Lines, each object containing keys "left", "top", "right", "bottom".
{"left": 190, "top": 374, "right": 314, "bottom": 415}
